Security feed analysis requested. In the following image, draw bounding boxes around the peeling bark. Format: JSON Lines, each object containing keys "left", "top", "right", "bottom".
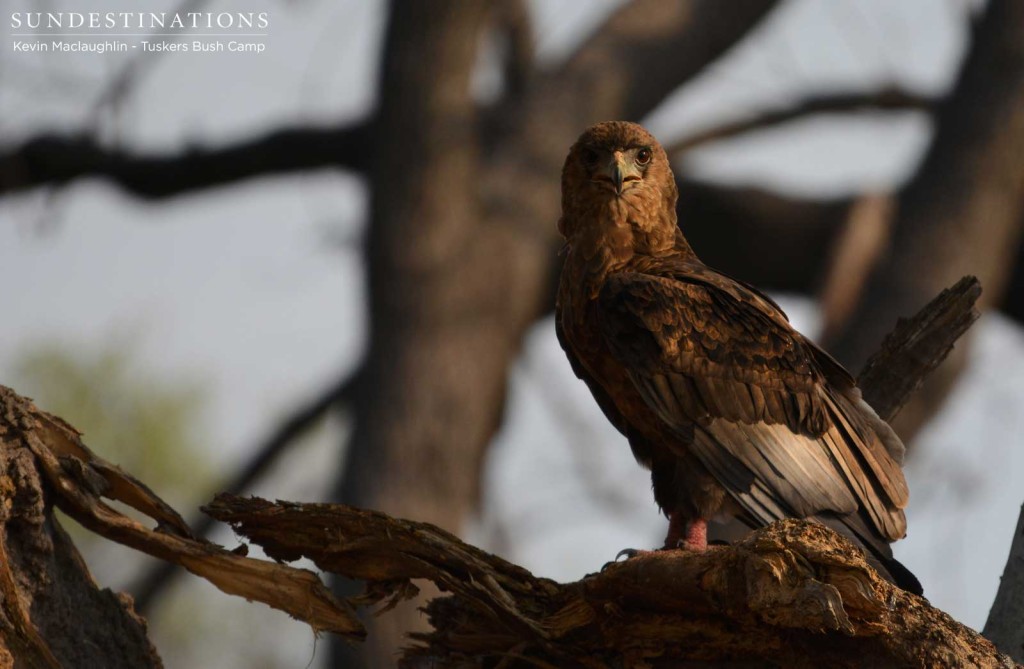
{"left": 0, "top": 385, "right": 363, "bottom": 668}
{"left": 0, "top": 389, "right": 161, "bottom": 669}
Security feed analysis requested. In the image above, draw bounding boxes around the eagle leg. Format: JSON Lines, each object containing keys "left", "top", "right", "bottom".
{"left": 603, "top": 515, "right": 708, "bottom": 571}
{"left": 665, "top": 513, "right": 707, "bottom": 551}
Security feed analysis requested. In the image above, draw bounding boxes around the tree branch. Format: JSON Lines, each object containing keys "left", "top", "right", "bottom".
{"left": 129, "top": 367, "right": 360, "bottom": 612}
{"left": 202, "top": 502, "right": 1013, "bottom": 668}
{"left": 665, "top": 88, "right": 935, "bottom": 155}
{"left": 0, "top": 385, "right": 363, "bottom": 653}
{"left": 491, "top": 0, "right": 533, "bottom": 102}
{"left": 820, "top": 194, "right": 895, "bottom": 343}
{"left": 857, "top": 275, "right": 982, "bottom": 421}
{"left": 0, "top": 123, "right": 372, "bottom": 199}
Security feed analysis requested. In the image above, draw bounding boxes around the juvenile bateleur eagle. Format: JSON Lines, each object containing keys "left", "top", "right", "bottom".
{"left": 555, "top": 121, "right": 921, "bottom": 594}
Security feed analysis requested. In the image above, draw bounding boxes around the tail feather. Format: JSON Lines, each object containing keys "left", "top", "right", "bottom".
{"left": 812, "top": 513, "right": 923, "bottom": 596}
{"left": 708, "top": 516, "right": 923, "bottom": 596}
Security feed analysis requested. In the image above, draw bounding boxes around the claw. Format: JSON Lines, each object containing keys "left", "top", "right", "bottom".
{"left": 615, "top": 548, "right": 641, "bottom": 561}
{"left": 601, "top": 548, "right": 642, "bottom": 572}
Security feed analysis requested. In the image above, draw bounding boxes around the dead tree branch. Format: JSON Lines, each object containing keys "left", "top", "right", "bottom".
{"left": 206, "top": 499, "right": 1016, "bottom": 669}
{"left": 129, "top": 367, "right": 360, "bottom": 613}
{"left": 857, "top": 275, "right": 982, "bottom": 421}
{"left": 0, "top": 385, "right": 363, "bottom": 654}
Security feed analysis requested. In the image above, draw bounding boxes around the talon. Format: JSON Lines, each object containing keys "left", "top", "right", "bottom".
{"left": 615, "top": 548, "right": 640, "bottom": 561}
{"left": 602, "top": 548, "right": 650, "bottom": 572}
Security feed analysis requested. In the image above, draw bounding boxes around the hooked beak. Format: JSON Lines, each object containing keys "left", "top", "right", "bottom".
{"left": 600, "top": 151, "right": 641, "bottom": 195}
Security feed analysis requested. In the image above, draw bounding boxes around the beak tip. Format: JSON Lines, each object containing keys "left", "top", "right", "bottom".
{"left": 612, "top": 168, "right": 625, "bottom": 195}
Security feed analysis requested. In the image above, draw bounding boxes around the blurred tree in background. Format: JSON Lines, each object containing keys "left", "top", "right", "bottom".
{"left": 2, "top": 0, "right": 1024, "bottom": 667}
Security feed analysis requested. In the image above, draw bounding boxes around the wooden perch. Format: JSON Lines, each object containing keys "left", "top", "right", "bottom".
{"left": 206, "top": 497, "right": 1016, "bottom": 668}
{"left": 0, "top": 275, "right": 1005, "bottom": 668}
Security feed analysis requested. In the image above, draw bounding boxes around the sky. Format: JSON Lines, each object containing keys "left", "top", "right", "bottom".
{"left": 2, "top": 0, "right": 1021, "bottom": 666}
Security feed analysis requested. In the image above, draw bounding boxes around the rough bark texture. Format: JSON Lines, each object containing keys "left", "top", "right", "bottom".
{"left": 205, "top": 499, "right": 1016, "bottom": 669}
{"left": 826, "top": 0, "right": 1024, "bottom": 437}
{"left": 0, "top": 387, "right": 162, "bottom": 669}
{"left": 985, "top": 504, "right": 1024, "bottom": 663}
{"left": 856, "top": 276, "right": 981, "bottom": 421}
{"left": 0, "top": 385, "right": 364, "bottom": 668}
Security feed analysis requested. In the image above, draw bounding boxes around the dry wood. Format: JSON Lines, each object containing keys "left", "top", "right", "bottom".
{"left": 128, "top": 367, "right": 359, "bottom": 613}
{"left": 0, "top": 385, "right": 363, "bottom": 657}
{"left": 0, "top": 387, "right": 161, "bottom": 669}
{"left": 857, "top": 275, "right": 982, "bottom": 421}
{"left": 206, "top": 498, "right": 1016, "bottom": 668}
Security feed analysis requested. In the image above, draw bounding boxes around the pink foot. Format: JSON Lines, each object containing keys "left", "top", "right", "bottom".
{"left": 682, "top": 518, "right": 707, "bottom": 551}
{"left": 664, "top": 514, "right": 707, "bottom": 551}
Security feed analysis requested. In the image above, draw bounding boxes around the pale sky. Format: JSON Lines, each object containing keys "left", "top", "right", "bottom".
{"left": 2, "top": 1, "right": 1021, "bottom": 666}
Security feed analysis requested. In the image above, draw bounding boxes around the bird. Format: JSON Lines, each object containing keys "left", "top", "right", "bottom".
{"left": 554, "top": 120, "right": 921, "bottom": 595}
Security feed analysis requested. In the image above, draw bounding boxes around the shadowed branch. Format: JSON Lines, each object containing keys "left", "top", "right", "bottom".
{"left": 0, "top": 123, "right": 372, "bottom": 199}
{"left": 129, "top": 367, "right": 361, "bottom": 612}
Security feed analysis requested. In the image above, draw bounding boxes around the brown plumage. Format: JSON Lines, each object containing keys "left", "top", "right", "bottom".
{"left": 555, "top": 121, "right": 921, "bottom": 594}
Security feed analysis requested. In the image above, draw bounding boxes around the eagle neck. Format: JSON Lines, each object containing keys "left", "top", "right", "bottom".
{"left": 564, "top": 199, "right": 679, "bottom": 299}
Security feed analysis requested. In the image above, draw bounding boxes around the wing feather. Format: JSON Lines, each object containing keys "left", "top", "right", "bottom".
{"left": 597, "top": 267, "right": 908, "bottom": 542}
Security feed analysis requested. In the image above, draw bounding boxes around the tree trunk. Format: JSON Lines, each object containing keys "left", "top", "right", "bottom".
{"left": 334, "top": 1, "right": 779, "bottom": 665}
{"left": 333, "top": 2, "right": 495, "bottom": 665}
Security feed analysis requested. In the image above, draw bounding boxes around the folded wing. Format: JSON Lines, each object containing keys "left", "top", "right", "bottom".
{"left": 597, "top": 267, "right": 908, "bottom": 543}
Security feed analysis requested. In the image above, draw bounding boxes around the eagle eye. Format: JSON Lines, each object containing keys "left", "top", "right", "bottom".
{"left": 582, "top": 148, "right": 600, "bottom": 166}
{"left": 635, "top": 148, "right": 652, "bottom": 166}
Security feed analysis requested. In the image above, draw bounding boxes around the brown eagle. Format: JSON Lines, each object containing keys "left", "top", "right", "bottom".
{"left": 555, "top": 121, "right": 921, "bottom": 594}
